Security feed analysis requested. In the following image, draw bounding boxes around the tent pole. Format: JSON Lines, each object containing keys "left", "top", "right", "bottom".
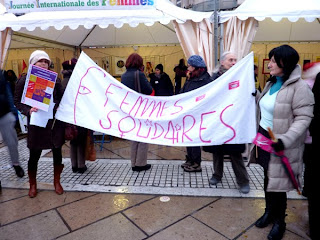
{"left": 79, "top": 25, "right": 97, "bottom": 49}
{"left": 213, "top": 0, "right": 219, "bottom": 66}
{"left": 220, "top": 22, "right": 224, "bottom": 59}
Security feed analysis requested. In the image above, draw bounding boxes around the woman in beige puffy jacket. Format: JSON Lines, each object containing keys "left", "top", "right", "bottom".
{"left": 249, "top": 45, "right": 314, "bottom": 240}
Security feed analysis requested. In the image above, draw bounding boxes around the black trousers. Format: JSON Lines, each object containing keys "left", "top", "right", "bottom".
{"left": 186, "top": 146, "right": 201, "bottom": 164}
{"left": 28, "top": 147, "right": 62, "bottom": 171}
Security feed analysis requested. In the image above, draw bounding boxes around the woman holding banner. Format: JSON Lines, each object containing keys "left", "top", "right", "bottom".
{"left": 249, "top": 45, "right": 314, "bottom": 240}
{"left": 121, "top": 53, "right": 154, "bottom": 171}
{"left": 208, "top": 51, "right": 250, "bottom": 194}
{"left": 180, "top": 55, "right": 212, "bottom": 172}
{"left": 61, "top": 58, "right": 88, "bottom": 174}
{"left": 14, "top": 50, "right": 65, "bottom": 198}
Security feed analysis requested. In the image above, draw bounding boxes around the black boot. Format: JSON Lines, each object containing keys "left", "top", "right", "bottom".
{"left": 268, "top": 219, "right": 286, "bottom": 240}
{"left": 255, "top": 192, "right": 274, "bottom": 228}
{"left": 13, "top": 165, "right": 25, "bottom": 178}
{"left": 268, "top": 192, "right": 287, "bottom": 240}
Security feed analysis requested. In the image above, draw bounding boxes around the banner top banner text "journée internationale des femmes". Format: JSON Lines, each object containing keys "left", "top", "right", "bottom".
{"left": 56, "top": 51, "right": 256, "bottom": 147}
{"left": 5, "top": 0, "right": 155, "bottom": 14}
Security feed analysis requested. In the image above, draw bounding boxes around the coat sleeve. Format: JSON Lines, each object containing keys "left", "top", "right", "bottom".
{"left": 164, "top": 73, "right": 174, "bottom": 95}
{"left": 139, "top": 72, "right": 153, "bottom": 95}
{"left": 149, "top": 75, "right": 155, "bottom": 89}
{"left": 14, "top": 76, "right": 31, "bottom": 117}
{"left": 280, "top": 82, "right": 314, "bottom": 148}
{"left": 6, "top": 82, "right": 18, "bottom": 116}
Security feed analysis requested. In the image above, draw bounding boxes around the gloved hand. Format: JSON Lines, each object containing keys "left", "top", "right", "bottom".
{"left": 271, "top": 139, "right": 284, "bottom": 152}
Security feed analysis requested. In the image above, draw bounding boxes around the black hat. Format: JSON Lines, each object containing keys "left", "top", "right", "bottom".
{"left": 62, "top": 58, "right": 78, "bottom": 70}
{"left": 155, "top": 64, "right": 163, "bottom": 73}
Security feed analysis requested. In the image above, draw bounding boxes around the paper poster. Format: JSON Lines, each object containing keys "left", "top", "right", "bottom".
{"left": 114, "top": 57, "right": 126, "bottom": 75}
{"left": 21, "top": 65, "right": 57, "bottom": 112}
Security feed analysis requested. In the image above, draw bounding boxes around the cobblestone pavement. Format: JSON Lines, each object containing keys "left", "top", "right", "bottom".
{"left": 0, "top": 137, "right": 310, "bottom": 240}
{"left": 0, "top": 137, "right": 302, "bottom": 199}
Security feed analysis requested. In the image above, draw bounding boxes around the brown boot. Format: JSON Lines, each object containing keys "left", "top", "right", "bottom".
{"left": 53, "top": 164, "right": 64, "bottom": 195}
{"left": 28, "top": 170, "right": 37, "bottom": 198}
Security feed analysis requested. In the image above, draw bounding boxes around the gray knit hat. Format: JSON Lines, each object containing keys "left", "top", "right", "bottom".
{"left": 187, "top": 55, "right": 206, "bottom": 68}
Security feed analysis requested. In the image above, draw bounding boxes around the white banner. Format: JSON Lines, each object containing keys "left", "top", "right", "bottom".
{"left": 56, "top": 51, "right": 256, "bottom": 147}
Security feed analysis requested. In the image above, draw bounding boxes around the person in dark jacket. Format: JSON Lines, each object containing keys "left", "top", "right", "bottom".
{"left": 4, "top": 69, "right": 18, "bottom": 96}
{"left": 180, "top": 55, "right": 212, "bottom": 172}
{"left": 307, "top": 70, "right": 320, "bottom": 240}
{"left": 209, "top": 51, "right": 250, "bottom": 194}
{"left": 0, "top": 70, "right": 25, "bottom": 185}
{"left": 61, "top": 58, "right": 88, "bottom": 174}
{"left": 14, "top": 50, "right": 65, "bottom": 198}
{"left": 149, "top": 64, "right": 174, "bottom": 96}
{"left": 121, "top": 53, "right": 153, "bottom": 172}
{"left": 173, "top": 58, "right": 187, "bottom": 94}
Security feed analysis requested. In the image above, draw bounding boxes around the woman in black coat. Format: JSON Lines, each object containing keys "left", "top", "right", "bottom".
{"left": 180, "top": 55, "right": 212, "bottom": 172}
{"left": 149, "top": 64, "right": 174, "bottom": 96}
{"left": 308, "top": 71, "right": 320, "bottom": 240}
{"left": 173, "top": 59, "right": 187, "bottom": 94}
{"left": 14, "top": 50, "right": 65, "bottom": 198}
{"left": 121, "top": 53, "right": 153, "bottom": 172}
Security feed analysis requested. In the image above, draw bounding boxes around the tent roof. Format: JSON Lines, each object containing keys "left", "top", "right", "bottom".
{"left": 219, "top": 0, "right": 320, "bottom": 43}
{"left": 0, "top": 0, "right": 212, "bottom": 49}
{"left": 0, "top": 0, "right": 212, "bottom": 30}
{"left": 219, "top": 0, "right": 320, "bottom": 23}
{"left": 10, "top": 22, "right": 180, "bottom": 49}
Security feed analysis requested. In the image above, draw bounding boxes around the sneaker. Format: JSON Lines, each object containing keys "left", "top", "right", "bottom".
{"left": 72, "top": 167, "right": 78, "bottom": 173}
{"left": 13, "top": 165, "right": 25, "bottom": 178}
{"left": 181, "top": 155, "right": 192, "bottom": 168}
{"left": 183, "top": 163, "right": 202, "bottom": 172}
{"left": 181, "top": 161, "right": 193, "bottom": 168}
{"left": 209, "top": 176, "right": 221, "bottom": 185}
{"left": 239, "top": 184, "right": 250, "bottom": 194}
{"left": 132, "top": 164, "right": 151, "bottom": 172}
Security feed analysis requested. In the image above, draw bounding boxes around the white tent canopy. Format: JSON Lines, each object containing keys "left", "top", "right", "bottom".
{"left": 220, "top": 0, "right": 320, "bottom": 23}
{"left": 10, "top": 22, "right": 180, "bottom": 49}
{"left": 0, "top": 0, "right": 216, "bottom": 72}
{"left": 0, "top": 0, "right": 212, "bottom": 48}
{"left": 219, "top": 0, "right": 320, "bottom": 60}
{"left": 220, "top": 0, "right": 320, "bottom": 44}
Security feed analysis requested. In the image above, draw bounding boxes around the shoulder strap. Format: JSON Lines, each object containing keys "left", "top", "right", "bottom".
{"left": 134, "top": 70, "right": 141, "bottom": 93}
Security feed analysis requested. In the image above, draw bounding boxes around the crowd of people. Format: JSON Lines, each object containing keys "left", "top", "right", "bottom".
{"left": 0, "top": 45, "right": 318, "bottom": 239}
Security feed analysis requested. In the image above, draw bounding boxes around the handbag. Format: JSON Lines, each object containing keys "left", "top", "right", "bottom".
{"left": 202, "top": 144, "right": 246, "bottom": 154}
{"left": 65, "top": 123, "right": 78, "bottom": 140}
{"left": 85, "top": 130, "right": 96, "bottom": 161}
